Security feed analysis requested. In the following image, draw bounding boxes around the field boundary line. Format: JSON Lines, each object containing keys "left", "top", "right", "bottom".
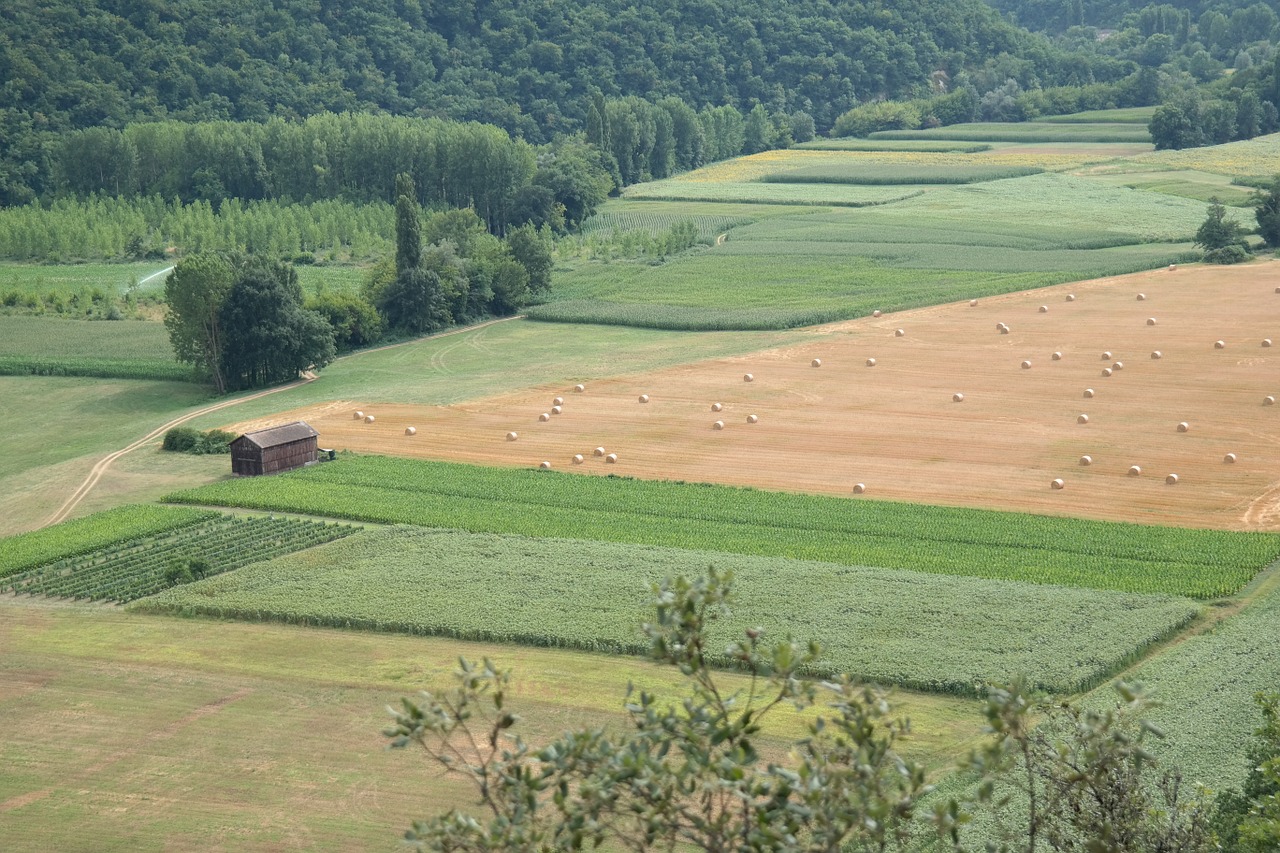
{"left": 38, "top": 315, "right": 525, "bottom": 530}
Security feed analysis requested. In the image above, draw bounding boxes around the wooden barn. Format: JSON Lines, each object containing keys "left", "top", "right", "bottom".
{"left": 230, "top": 421, "right": 319, "bottom": 476}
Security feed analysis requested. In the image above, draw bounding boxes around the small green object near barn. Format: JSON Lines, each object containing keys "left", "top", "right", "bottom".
{"left": 230, "top": 421, "right": 320, "bottom": 476}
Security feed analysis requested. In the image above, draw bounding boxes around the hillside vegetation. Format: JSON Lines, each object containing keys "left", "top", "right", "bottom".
{"left": 1, "top": 0, "right": 1125, "bottom": 204}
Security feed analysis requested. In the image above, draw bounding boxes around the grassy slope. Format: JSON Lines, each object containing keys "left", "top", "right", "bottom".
{"left": 0, "top": 600, "right": 985, "bottom": 850}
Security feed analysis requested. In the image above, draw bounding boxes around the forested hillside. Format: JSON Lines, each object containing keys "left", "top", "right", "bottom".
{"left": 987, "top": 0, "right": 1280, "bottom": 34}
{"left": 1, "top": 0, "right": 1126, "bottom": 205}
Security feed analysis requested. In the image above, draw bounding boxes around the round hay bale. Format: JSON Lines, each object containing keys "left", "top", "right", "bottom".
{"left": 539, "top": 412, "right": 551, "bottom": 422}
{"left": 572, "top": 454, "right": 584, "bottom": 465}
{"left": 865, "top": 357, "right": 877, "bottom": 367}
{"left": 1151, "top": 350, "right": 1162, "bottom": 360}
{"left": 1147, "top": 318, "right": 1157, "bottom": 326}
{"left": 995, "top": 322, "right": 1006, "bottom": 331}
{"left": 1101, "top": 351, "right": 1112, "bottom": 360}
{"left": 605, "top": 453, "right": 618, "bottom": 464}
{"left": 713, "top": 420, "right": 725, "bottom": 430}
{"left": 506, "top": 431, "right": 518, "bottom": 442}
{"left": 405, "top": 426, "right": 416, "bottom": 436}
{"left": 1215, "top": 340, "right": 1226, "bottom": 349}
{"left": 1066, "top": 294, "right": 1076, "bottom": 302}
{"left": 1084, "top": 388, "right": 1095, "bottom": 398}
{"left": 969, "top": 299, "right": 978, "bottom": 307}
{"left": 711, "top": 402, "right": 723, "bottom": 412}
{"left": 873, "top": 309, "right": 883, "bottom": 318}
{"left": 593, "top": 446, "right": 606, "bottom": 456}
{"left": 1101, "top": 367, "right": 1113, "bottom": 377}
{"left": 1128, "top": 465, "right": 1142, "bottom": 476}
{"left": 1263, "top": 339, "right": 1273, "bottom": 348}
{"left": 1051, "top": 478, "right": 1065, "bottom": 490}
{"left": 999, "top": 325, "right": 1010, "bottom": 335}
{"left": 539, "top": 461, "right": 551, "bottom": 470}
{"left": 747, "top": 414, "right": 759, "bottom": 424}
{"left": 1052, "top": 351, "right": 1063, "bottom": 361}
{"left": 1265, "top": 396, "right": 1276, "bottom": 406}
{"left": 852, "top": 483, "right": 866, "bottom": 494}
{"left": 639, "top": 394, "right": 650, "bottom": 403}
{"left": 953, "top": 392, "right": 965, "bottom": 402}
{"left": 895, "top": 328, "right": 905, "bottom": 337}
{"left": 574, "top": 384, "right": 586, "bottom": 393}
{"left": 1224, "top": 452, "right": 1237, "bottom": 463}
{"left": 1276, "top": 286, "right": 1280, "bottom": 294}
{"left": 353, "top": 410, "right": 364, "bottom": 420}
{"left": 1168, "top": 264, "right": 1177, "bottom": 271}
{"left": 1165, "top": 473, "right": 1179, "bottom": 485}
{"left": 1039, "top": 305, "right": 1049, "bottom": 313}
{"left": 364, "top": 415, "right": 375, "bottom": 424}
{"left": 811, "top": 358, "right": 822, "bottom": 368}
{"left": 1177, "top": 421, "right": 1189, "bottom": 432}
{"left": 551, "top": 405, "right": 562, "bottom": 415}
{"left": 1077, "top": 414, "right": 1089, "bottom": 424}
{"left": 1137, "top": 293, "right": 1147, "bottom": 301}
{"left": 1079, "top": 455, "right": 1092, "bottom": 466}
{"left": 553, "top": 396, "right": 564, "bottom": 406}
{"left": 1021, "top": 360, "right": 1032, "bottom": 369}
{"left": 744, "top": 373, "right": 754, "bottom": 382}
{"left": 1113, "top": 361, "right": 1124, "bottom": 370}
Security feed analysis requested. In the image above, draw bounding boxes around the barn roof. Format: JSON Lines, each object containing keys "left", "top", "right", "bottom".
{"left": 236, "top": 421, "right": 319, "bottom": 449}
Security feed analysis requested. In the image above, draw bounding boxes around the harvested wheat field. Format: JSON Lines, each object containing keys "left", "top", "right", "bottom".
{"left": 232, "top": 262, "right": 1280, "bottom": 530}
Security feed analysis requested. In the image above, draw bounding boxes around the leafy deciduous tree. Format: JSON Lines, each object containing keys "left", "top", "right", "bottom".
{"left": 163, "top": 252, "right": 235, "bottom": 393}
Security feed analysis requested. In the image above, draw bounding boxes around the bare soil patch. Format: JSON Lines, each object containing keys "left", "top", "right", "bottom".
{"left": 231, "top": 263, "right": 1280, "bottom": 530}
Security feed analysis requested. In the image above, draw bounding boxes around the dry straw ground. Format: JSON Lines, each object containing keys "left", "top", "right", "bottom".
{"left": 232, "top": 263, "right": 1280, "bottom": 531}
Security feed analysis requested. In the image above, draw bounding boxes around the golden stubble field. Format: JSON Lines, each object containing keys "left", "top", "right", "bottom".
{"left": 232, "top": 263, "right": 1280, "bottom": 531}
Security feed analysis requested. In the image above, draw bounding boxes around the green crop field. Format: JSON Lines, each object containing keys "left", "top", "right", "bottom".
{"left": 134, "top": 525, "right": 1201, "bottom": 696}
{"left": 761, "top": 163, "right": 1042, "bottom": 184}
{"left": 623, "top": 180, "right": 923, "bottom": 206}
{"left": 794, "top": 140, "right": 992, "bottom": 152}
{"left": 0, "top": 505, "right": 218, "bottom": 579}
{"left": 0, "top": 315, "right": 187, "bottom": 381}
{"left": 533, "top": 173, "right": 1220, "bottom": 329}
{"left": 870, "top": 121, "right": 1153, "bottom": 143}
{"left": 165, "top": 456, "right": 1280, "bottom": 598}
{"left": 1038, "top": 106, "right": 1158, "bottom": 124}
{"left": 8, "top": 515, "right": 358, "bottom": 603}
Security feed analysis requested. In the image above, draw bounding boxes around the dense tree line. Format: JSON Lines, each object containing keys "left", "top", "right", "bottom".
{"left": 1, "top": 0, "right": 1135, "bottom": 205}
{"left": 989, "top": 0, "right": 1280, "bottom": 37}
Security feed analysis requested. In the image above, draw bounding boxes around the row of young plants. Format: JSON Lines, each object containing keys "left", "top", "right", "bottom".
{"left": 5, "top": 515, "right": 358, "bottom": 603}
{"left": 0, "top": 505, "right": 219, "bottom": 579}
{"left": 131, "top": 526, "right": 1201, "bottom": 696}
{"left": 164, "top": 456, "right": 1280, "bottom": 599}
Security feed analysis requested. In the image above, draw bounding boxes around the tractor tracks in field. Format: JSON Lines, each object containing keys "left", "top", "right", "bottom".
{"left": 40, "top": 315, "right": 523, "bottom": 530}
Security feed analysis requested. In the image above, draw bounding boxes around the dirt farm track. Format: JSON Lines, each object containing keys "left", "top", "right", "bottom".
{"left": 233, "top": 263, "right": 1280, "bottom": 531}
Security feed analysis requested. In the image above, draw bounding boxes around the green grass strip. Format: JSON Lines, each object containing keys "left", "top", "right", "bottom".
{"left": 0, "top": 505, "right": 220, "bottom": 579}
{"left": 0, "top": 355, "right": 194, "bottom": 382}
{"left": 164, "top": 456, "right": 1280, "bottom": 599}
{"left": 132, "top": 526, "right": 1201, "bottom": 696}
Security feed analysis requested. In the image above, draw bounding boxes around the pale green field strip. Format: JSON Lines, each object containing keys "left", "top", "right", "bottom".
{"left": 1038, "top": 107, "right": 1157, "bottom": 124}
{"left": 7, "top": 515, "right": 358, "bottom": 603}
{"left": 761, "top": 164, "right": 1042, "bottom": 184}
{"left": 794, "top": 140, "right": 992, "bottom": 152}
{"left": 0, "top": 505, "right": 218, "bottom": 579}
{"left": 623, "top": 180, "right": 924, "bottom": 206}
{"left": 0, "top": 315, "right": 186, "bottom": 380}
{"left": 870, "top": 122, "right": 1152, "bottom": 143}
{"left": 165, "top": 456, "right": 1280, "bottom": 598}
{"left": 132, "top": 526, "right": 1201, "bottom": 696}
{"left": 1092, "top": 169, "right": 1257, "bottom": 206}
